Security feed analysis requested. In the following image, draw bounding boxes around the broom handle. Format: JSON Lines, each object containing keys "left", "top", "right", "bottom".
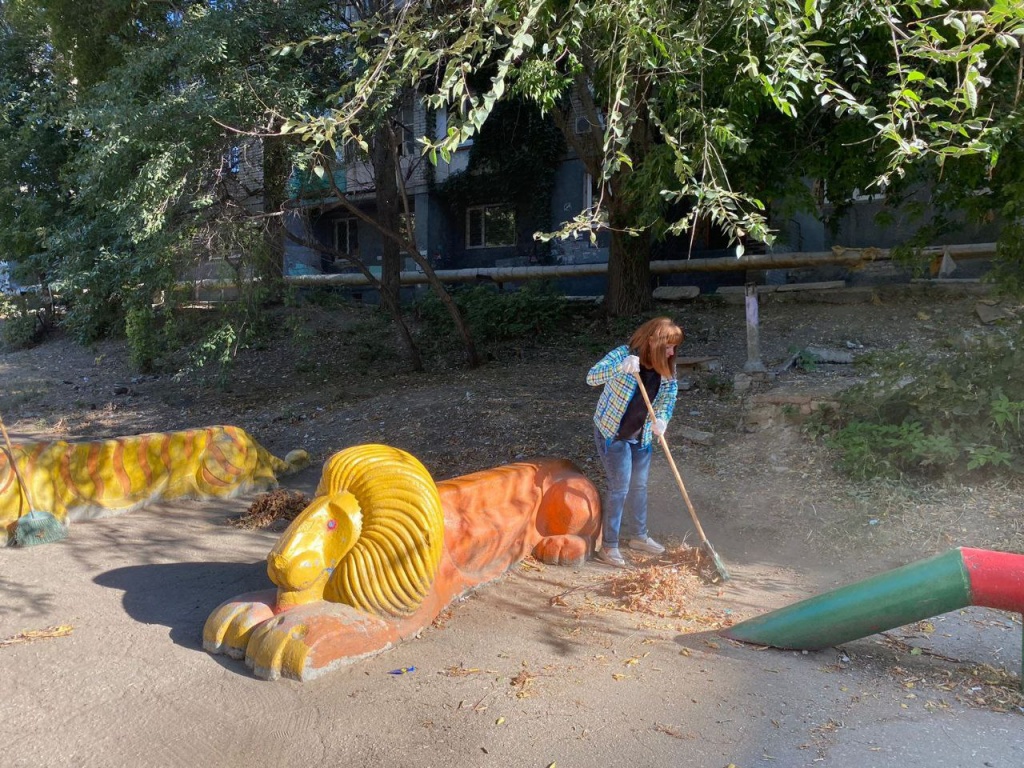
{"left": 631, "top": 371, "right": 711, "bottom": 544}
{"left": 0, "top": 412, "right": 32, "bottom": 509}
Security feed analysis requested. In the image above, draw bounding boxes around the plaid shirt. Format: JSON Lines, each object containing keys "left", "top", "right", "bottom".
{"left": 587, "top": 345, "right": 678, "bottom": 448}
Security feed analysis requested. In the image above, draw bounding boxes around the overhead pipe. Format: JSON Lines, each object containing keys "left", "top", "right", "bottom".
{"left": 183, "top": 243, "right": 996, "bottom": 291}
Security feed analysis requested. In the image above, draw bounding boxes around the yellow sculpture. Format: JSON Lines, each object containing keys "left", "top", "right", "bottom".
{"left": 1, "top": 425, "right": 309, "bottom": 544}
{"left": 204, "top": 444, "right": 601, "bottom": 681}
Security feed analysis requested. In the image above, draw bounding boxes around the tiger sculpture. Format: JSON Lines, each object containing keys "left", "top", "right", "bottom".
{"left": 203, "top": 443, "right": 602, "bottom": 681}
{"left": 1, "top": 425, "right": 309, "bottom": 544}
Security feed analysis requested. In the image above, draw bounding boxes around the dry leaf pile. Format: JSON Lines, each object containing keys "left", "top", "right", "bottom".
{"left": 607, "top": 547, "right": 704, "bottom": 617}
{"left": 228, "top": 489, "right": 310, "bottom": 529}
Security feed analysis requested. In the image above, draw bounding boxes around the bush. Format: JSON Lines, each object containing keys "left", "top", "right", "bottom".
{"left": 414, "top": 282, "right": 569, "bottom": 349}
{"left": 823, "top": 321, "right": 1024, "bottom": 479}
{"left": 0, "top": 294, "right": 42, "bottom": 350}
{"left": 125, "top": 305, "right": 161, "bottom": 373}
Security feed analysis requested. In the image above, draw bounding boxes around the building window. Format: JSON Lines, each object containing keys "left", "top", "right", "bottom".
{"left": 582, "top": 173, "right": 603, "bottom": 247}
{"left": 333, "top": 218, "right": 359, "bottom": 259}
{"left": 227, "top": 145, "right": 242, "bottom": 174}
{"left": 583, "top": 172, "right": 602, "bottom": 214}
{"left": 395, "top": 101, "right": 418, "bottom": 157}
{"left": 341, "top": 142, "right": 366, "bottom": 165}
{"left": 466, "top": 205, "right": 515, "bottom": 249}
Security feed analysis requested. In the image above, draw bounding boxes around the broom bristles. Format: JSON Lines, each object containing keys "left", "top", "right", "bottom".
{"left": 701, "top": 541, "right": 731, "bottom": 583}
{"left": 13, "top": 511, "right": 68, "bottom": 547}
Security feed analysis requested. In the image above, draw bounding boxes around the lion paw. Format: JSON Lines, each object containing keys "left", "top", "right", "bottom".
{"left": 203, "top": 590, "right": 277, "bottom": 659}
{"left": 243, "top": 602, "right": 398, "bottom": 681}
{"left": 533, "top": 534, "right": 589, "bottom": 567}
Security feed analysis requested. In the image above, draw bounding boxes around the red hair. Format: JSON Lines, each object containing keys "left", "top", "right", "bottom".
{"left": 629, "top": 317, "right": 684, "bottom": 378}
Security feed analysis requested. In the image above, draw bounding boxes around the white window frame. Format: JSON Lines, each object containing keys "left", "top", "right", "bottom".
{"left": 582, "top": 173, "right": 604, "bottom": 247}
{"left": 466, "top": 205, "right": 516, "bottom": 249}
{"left": 395, "top": 101, "right": 418, "bottom": 158}
{"left": 333, "top": 217, "right": 359, "bottom": 259}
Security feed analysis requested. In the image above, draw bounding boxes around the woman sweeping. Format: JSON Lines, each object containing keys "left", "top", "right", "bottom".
{"left": 587, "top": 317, "right": 683, "bottom": 567}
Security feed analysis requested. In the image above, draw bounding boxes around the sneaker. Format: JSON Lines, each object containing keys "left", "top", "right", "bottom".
{"left": 595, "top": 547, "right": 627, "bottom": 567}
{"left": 629, "top": 536, "right": 665, "bottom": 555}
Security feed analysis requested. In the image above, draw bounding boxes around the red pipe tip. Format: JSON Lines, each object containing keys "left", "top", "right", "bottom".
{"left": 961, "top": 547, "right": 1024, "bottom": 614}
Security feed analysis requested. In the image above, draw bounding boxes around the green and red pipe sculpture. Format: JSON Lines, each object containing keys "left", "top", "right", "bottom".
{"left": 722, "top": 548, "right": 1024, "bottom": 688}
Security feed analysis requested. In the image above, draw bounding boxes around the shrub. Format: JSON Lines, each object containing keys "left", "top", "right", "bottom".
{"left": 125, "top": 305, "right": 161, "bottom": 373}
{"left": 0, "top": 294, "right": 42, "bottom": 350}
{"left": 415, "top": 282, "right": 569, "bottom": 349}
{"left": 824, "top": 321, "right": 1024, "bottom": 479}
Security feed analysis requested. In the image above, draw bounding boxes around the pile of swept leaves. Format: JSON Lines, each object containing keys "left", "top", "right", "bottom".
{"left": 228, "top": 489, "right": 310, "bottom": 529}
{"left": 606, "top": 547, "right": 705, "bottom": 618}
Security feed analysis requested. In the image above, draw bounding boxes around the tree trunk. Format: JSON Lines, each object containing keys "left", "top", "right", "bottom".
{"left": 361, "top": 117, "right": 424, "bottom": 369}
{"left": 378, "top": 280, "right": 424, "bottom": 372}
{"left": 604, "top": 194, "right": 651, "bottom": 317}
{"left": 371, "top": 130, "right": 402, "bottom": 311}
{"left": 260, "top": 135, "right": 288, "bottom": 302}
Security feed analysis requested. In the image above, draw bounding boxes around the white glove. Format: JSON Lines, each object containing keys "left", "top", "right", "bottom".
{"left": 620, "top": 355, "right": 640, "bottom": 375}
{"left": 652, "top": 418, "right": 667, "bottom": 436}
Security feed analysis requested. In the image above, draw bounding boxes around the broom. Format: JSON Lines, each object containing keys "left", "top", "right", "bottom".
{"left": 0, "top": 412, "right": 67, "bottom": 546}
{"left": 633, "top": 372, "right": 730, "bottom": 583}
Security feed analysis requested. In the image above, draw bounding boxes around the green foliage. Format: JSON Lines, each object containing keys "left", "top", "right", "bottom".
{"left": 124, "top": 305, "right": 160, "bottom": 373}
{"left": 284, "top": 314, "right": 316, "bottom": 360}
{"left": 824, "top": 322, "right": 1024, "bottom": 479}
{"left": 275, "top": 0, "right": 1024, "bottom": 317}
{"left": 2, "top": 0, "right": 336, "bottom": 349}
{"left": 789, "top": 346, "right": 821, "bottom": 372}
{"left": 415, "top": 282, "right": 568, "bottom": 349}
{"left": 0, "top": 294, "right": 41, "bottom": 350}
{"left": 182, "top": 320, "right": 242, "bottom": 391}
{"left": 988, "top": 223, "right": 1024, "bottom": 298}
{"left": 829, "top": 421, "right": 958, "bottom": 479}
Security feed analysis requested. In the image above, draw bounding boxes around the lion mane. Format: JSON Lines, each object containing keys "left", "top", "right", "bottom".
{"left": 316, "top": 444, "right": 444, "bottom": 616}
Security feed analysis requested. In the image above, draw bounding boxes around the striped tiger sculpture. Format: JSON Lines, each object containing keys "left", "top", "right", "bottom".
{"left": 1, "top": 426, "right": 309, "bottom": 545}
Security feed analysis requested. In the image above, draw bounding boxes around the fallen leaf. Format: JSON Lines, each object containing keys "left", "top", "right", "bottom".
{"left": 0, "top": 624, "right": 73, "bottom": 648}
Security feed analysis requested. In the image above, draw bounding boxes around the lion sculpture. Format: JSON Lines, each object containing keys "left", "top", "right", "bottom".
{"left": 203, "top": 443, "right": 602, "bottom": 681}
{"left": 1, "top": 425, "right": 309, "bottom": 544}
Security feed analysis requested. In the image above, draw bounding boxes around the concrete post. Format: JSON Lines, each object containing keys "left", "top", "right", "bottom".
{"left": 743, "top": 283, "right": 767, "bottom": 373}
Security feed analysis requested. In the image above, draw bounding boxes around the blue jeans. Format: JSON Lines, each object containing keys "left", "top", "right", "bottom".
{"left": 594, "top": 425, "right": 652, "bottom": 548}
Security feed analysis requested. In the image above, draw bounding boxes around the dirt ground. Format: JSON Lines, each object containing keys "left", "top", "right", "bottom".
{"left": 2, "top": 285, "right": 1024, "bottom": 767}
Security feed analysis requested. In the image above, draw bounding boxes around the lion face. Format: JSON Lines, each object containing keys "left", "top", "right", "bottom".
{"left": 268, "top": 491, "right": 362, "bottom": 607}
{"left": 266, "top": 445, "right": 445, "bottom": 617}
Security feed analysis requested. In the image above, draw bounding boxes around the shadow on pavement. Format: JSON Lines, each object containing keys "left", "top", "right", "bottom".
{"left": 94, "top": 560, "right": 270, "bottom": 649}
